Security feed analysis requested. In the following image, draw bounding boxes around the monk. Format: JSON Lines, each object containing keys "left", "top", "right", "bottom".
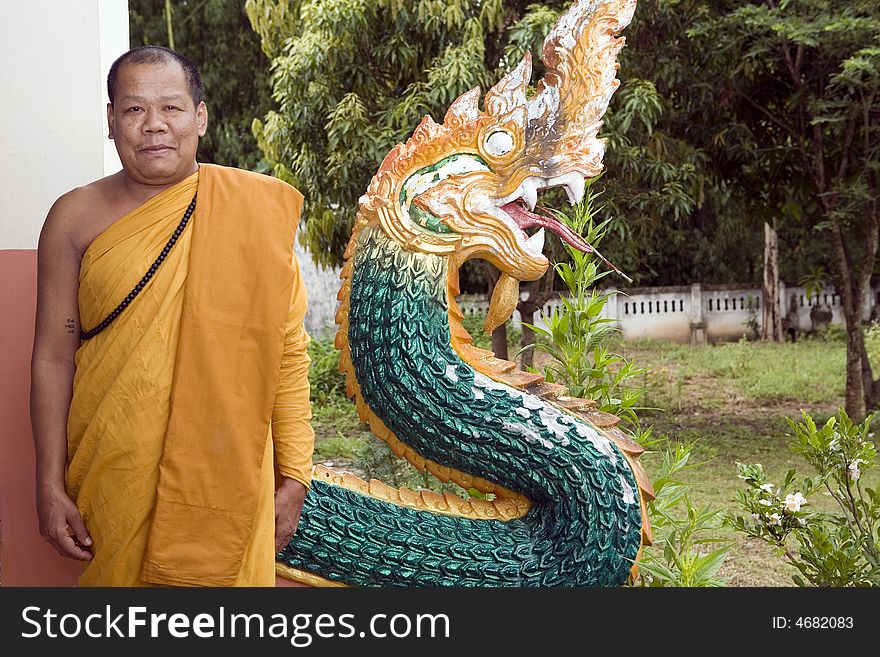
{"left": 30, "top": 46, "right": 314, "bottom": 586}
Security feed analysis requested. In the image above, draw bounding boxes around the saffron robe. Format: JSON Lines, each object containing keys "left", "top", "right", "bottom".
{"left": 67, "top": 165, "right": 314, "bottom": 586}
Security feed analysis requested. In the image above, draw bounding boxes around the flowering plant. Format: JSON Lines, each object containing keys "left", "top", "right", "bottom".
{"left": 731, "top": 462, "right": 817, "bottom": 543}
{"left": 729, "top": 410, "right": 880, "bottom": 587}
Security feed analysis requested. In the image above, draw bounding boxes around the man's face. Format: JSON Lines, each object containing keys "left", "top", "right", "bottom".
{"left": 107, "top": 60, "right": 207, "bottom": 186}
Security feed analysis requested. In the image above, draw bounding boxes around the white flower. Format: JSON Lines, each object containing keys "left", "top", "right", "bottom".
{"left": 784, "top": 492, "right": 807, "bottom": 513}
{"left": 760, "top": 483, "right": 774, "bottom": 492}
{"left": 828, "top": 438, "right": 840, "bottom": 451}
{"left": 848, "top": 459, "right": 864, "bottom": 481}
{"left": 758, "top": 499, "right": 772, "bottom": 506}
{"left": 768, "top": 513, "right": 782, "bottom": 526}
{"left": 751, "top": 513, "right": 760, "bottom": 521}
{"left": 798, "top": 518, "right": 807, "bottom": 526}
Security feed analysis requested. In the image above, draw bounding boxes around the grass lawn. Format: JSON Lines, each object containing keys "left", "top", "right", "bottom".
{"left": 621, "top": 337, "right": 878, "bottom": 586}
{"left": 309, "top": 334, "right": 879, "bottom": 587}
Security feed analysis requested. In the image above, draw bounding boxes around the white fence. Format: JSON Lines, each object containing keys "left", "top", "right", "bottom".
{"left": 298, "top": 243, "right": 877, "bottom": 343}
{"left": 458, "top": 282, "right": 876, "bottom": 343}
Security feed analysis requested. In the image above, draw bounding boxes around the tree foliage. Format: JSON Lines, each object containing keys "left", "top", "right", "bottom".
{"left": 690, "top": 0, "right": 880, "bottom": 415}
{"left": 246, "top": 0, "right": 762, "bottom": 286}
{"left": 130, "top": 0, "right": 273, "bottom": 170}
{"left": 597, "top": 0, "right": 748, "bottom": 286}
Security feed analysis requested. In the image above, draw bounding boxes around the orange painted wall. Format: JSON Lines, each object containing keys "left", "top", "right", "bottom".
{"left": 0, "top": 250, "right": 81, "bottom": 585}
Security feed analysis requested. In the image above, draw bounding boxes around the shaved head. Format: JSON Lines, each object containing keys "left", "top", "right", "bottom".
{"left": 108, "top": 46, "right": 202, "bottom": 107}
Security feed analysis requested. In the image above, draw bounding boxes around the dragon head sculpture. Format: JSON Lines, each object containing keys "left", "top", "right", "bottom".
{"left": 358, "top": 0, "right": 635, "bottom": 328}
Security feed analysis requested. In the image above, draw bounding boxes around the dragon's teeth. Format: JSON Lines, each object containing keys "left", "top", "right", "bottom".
{"left": 524, "top": 227, "right": 545, "bottom": 256}
{"left": 520, "top": 178, "right": 538, "bottom": 211}
{"left": 496, "top": 183, "right": 525, "bottom": 207}
{"left": 563, "top": 173, "right": 586, "bottom": 205}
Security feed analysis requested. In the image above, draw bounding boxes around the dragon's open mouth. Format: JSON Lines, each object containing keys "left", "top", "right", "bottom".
{"left": 501, "top": 199, "right": 595, "bottom": 254}
{"left": 497, "top": 175, "right": 631, "bottom": 282}
{"left": 494, "top": 173, "right": 593, "bottom": 257}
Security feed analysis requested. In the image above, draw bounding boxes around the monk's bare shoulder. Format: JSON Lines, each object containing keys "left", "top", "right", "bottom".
{"left": 41, "top": 173, "right": 126, "bottom": 258}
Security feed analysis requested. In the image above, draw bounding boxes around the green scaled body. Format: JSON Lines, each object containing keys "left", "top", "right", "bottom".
{"left": 279, "top": 227, "right": 642, "bottom": 586}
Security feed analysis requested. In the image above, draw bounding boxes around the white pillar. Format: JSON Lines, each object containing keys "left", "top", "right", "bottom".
{"left": 0, "top": 0, "right": 128, "bottom": 251}
{"left": 690, "top": 282, "right": 705, "bottom": 344}
{"left": 779, "top": 280, "right": 787, "bottom": 316}
{"left": 689, "top": 283, "right": 704, "bottom": 323}
{"left": 605, "top": 288, "right": 619, "bottom": 322}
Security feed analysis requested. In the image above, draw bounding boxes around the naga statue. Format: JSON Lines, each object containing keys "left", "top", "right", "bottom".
{"left": 277, "top": 0, "right": 653, "bottom": 587}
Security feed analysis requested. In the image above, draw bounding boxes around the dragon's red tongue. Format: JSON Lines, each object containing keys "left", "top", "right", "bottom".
{"left": 500, "top": 200, "right": 594, "bottom": 253}
{"left": 500, "top": 200, "right": 633, "bottom": 282}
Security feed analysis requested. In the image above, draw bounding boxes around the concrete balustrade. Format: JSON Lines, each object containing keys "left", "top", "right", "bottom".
{"left": 450, "top": 282, "right": 875, "bottom": 344}
{"left": 295, "top": 251, "right": 874, "bottom": 344}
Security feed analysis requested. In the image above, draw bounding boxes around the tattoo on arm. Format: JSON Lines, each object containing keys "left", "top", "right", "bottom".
{"left": 65, "top": 318, "right": 75, "bottom": 334}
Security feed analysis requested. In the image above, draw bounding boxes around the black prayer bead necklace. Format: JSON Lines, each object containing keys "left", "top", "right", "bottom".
{"left": 80, "top": 193, "right": 197, "bottom": 341}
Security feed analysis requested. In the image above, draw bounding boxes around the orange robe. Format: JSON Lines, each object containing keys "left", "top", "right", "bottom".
{"left": 67, "top": 166, "right": 314, "bottom": 586}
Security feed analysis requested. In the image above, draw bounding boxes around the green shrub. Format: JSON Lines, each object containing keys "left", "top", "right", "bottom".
{"left": 633, "top": 439, "right": 731, "bottom": 587}
{"left": 823, "top": 322, "right": 846, "bottom": 343}
{"left": 307, "top": 334, "right": 346, "bottom": 403}
{"left": 729, "top": 409, "right": 880, "bottom": 586}
{"left": 522, "top": 184, "right": 645, "bottom": 425}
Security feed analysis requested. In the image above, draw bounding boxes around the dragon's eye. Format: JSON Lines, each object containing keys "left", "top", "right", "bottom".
{"left": 484, "top": 130, "right": 514, "bottom": 157}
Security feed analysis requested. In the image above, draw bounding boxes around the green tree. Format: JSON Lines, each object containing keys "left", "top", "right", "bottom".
{"left": 691, "top": 0, "right": 880, "bottom": 415}
{"left": 596, "top": 0, "right": 741, "bottom": 287}
{"left": 245, "top": 0, "right": 774, "bottom": 372}
{"left": 130, "top": 0, "right": 273, "bottom": 170}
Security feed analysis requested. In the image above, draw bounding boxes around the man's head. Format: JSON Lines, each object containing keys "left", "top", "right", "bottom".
{"left": 106, "top": 46, "right": 208, "bottom": 187}
{"left": 108, "top": 46, "right": 202, "bottom": 108}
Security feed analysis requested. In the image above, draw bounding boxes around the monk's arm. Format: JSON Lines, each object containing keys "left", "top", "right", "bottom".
{"left": 272, "top": 255, "right": 315, "bottom": 551}
{"left": 30, "top": 194, "right": 92, "bottom": 561}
